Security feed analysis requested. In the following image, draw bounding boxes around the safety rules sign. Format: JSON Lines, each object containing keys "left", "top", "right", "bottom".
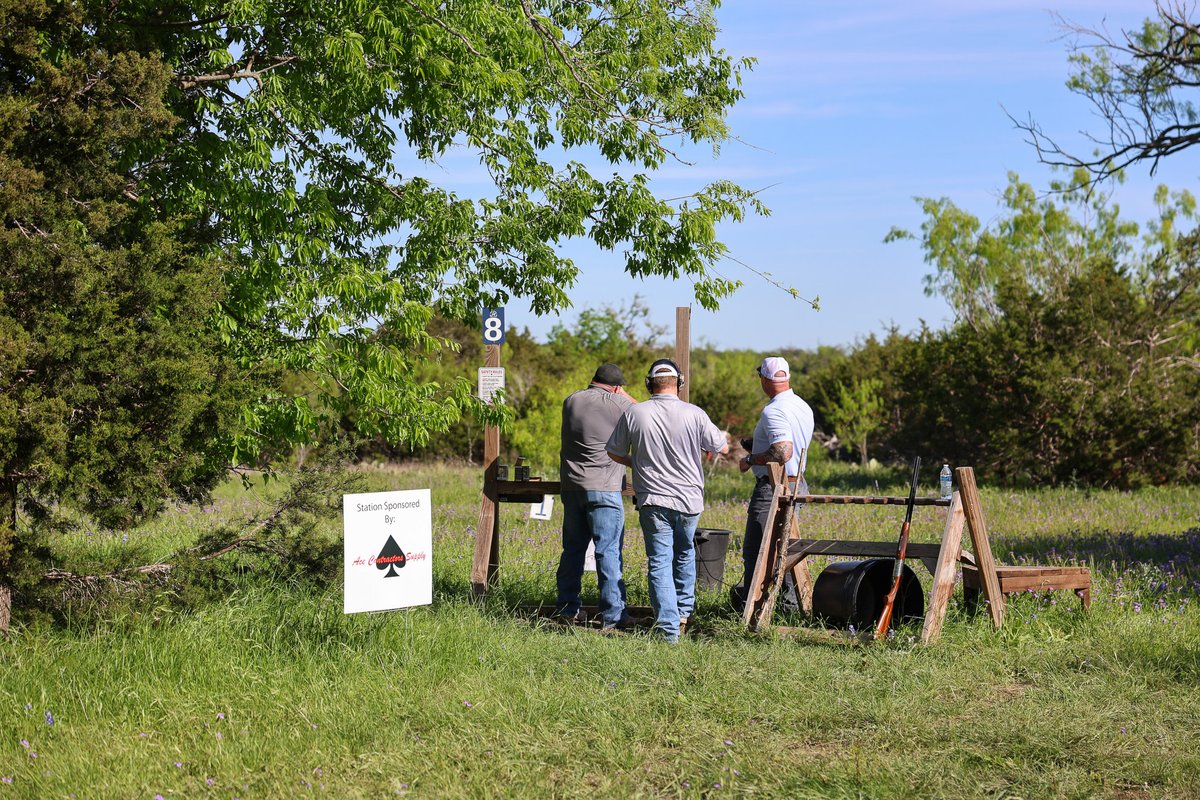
{"left": 343, "top": 489, "right": 433, "bottom": 614}
{"left": 478, "top": 367, "right": 505, "bottom": 404}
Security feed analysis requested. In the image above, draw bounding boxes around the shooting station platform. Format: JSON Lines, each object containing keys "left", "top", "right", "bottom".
{"left": 740, "top": 464, "right": 1092, "bottom": 643}
{"left": 470, "top": 306, "right": 1088, "bottom": 642}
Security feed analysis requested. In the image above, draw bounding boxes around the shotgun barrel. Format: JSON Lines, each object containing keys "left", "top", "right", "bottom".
{"left": 874, "top": 457, "right": 921, "bottom": 640}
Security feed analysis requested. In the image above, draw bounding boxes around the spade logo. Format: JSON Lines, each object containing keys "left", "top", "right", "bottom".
{"left": 375, "top": 535, "right": 407, "bottom": 577}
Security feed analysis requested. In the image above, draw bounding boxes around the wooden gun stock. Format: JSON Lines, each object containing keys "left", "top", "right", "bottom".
{"left": 874, "top": 457, "right": 921, "bottom": 640}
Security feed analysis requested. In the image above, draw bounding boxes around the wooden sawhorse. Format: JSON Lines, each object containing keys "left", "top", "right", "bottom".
{"left": 742, "top": 465, "right": 1007, "bottom": 643}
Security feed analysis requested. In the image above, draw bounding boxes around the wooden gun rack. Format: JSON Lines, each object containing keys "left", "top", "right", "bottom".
{"left": 742, "top": 465, "right": 1006, "bottom": 643}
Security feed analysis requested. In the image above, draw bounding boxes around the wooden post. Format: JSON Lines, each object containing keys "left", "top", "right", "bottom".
{"left": 675, "top": 306, "right": 690, "bottom": 403}
{"left": 0, "top": 479, "right": 15, "bottom": 633}
{"left": 471, "top": 344, "right": 502, "bottom": 594}
{"left": 743, "top": 463, "right": 784, "bottom": 629}
{"left": 920, "top": 491, "right": 965, "bottom": 644}
{"left": 956, "top": 467, "right": 1004, "bottom": 628}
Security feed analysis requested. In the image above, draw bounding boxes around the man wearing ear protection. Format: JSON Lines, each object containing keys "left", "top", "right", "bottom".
{"left": 555, "top": 363, "right": 637, "bottom": 629}
{"left": 605, "top": 358, "right": 729, "bottom": 642}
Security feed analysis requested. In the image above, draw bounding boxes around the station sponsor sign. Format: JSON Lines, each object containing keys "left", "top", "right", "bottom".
{"left": 343, "top": 489, "right": 432, "bottom": 613}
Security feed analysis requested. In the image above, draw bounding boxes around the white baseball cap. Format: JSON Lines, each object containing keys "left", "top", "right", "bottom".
{"left": 756, "top": 356, "right": 790, "bottom": 380}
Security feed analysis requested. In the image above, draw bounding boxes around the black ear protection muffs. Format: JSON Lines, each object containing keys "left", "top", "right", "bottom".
{"left": 644, "top": 358, "right": 685, "bottom": 391}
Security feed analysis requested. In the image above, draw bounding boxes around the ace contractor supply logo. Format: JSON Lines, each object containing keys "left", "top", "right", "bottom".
{"left": 343, "top": 489, "right": 433, "bottom": 613}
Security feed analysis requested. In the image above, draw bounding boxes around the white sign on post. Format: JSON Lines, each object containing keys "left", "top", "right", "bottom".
{"left": 343, "top": 489, "right": 433, "bottom": 614}
{"left": 478, "top": 367, "right": 505, "bottom": 404}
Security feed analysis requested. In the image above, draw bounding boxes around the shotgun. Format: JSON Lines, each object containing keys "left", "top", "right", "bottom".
{"left": 874, "top": 456, "right": 921, "bottom": 640}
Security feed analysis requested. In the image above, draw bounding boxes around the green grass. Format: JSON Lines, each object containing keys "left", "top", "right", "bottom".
{"left": 2, "top": 462, "right": 1199, "bottom": 798}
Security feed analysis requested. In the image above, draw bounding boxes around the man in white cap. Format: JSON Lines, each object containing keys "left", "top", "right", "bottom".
{"left": 605, "top": 358, "right": 728, "bottom": 642}
{"left": 731, "top": 356, "right": 814, "bottom": 613}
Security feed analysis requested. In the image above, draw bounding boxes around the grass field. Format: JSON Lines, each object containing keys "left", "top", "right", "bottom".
{"left": 2, "top": 461, "right": 1198, "bottom": 799}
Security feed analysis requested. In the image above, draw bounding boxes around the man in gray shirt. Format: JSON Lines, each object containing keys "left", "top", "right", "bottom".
{"left": 556, "top": 363, "right": 636, "bottom": 629}
{"left": 606, "top": 358, "right": 728, "bottom": 642}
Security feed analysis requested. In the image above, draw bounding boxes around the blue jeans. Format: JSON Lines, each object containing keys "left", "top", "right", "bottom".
{"left": 638, "top": 505, "right": 699, "bottom": 641}
{"left": 556, "top": 490, "right": 627, "bottom": 626}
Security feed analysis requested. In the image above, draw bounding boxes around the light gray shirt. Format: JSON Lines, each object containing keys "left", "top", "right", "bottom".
{"left": 606, "top": 394, "right": 726, "bottom": 515}
{"left": 751, "top": 388, "right": 814, "bottom": 479}
{"left": 560, "top": 386, "right": 634, "bottom": 492}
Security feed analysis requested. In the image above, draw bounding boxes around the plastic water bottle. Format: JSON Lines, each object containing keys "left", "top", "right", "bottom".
{"left": 939, "top": 464, "right": 952, "bottom": 499}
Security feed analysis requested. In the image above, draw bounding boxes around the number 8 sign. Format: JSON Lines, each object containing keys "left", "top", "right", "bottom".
{"left": 482, "top": 307, "right": 506, "bottom": 345}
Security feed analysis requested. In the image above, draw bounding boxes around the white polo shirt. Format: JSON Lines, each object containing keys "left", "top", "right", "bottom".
{"left": 751, "top": 388, "right": 814, "bottom": 479}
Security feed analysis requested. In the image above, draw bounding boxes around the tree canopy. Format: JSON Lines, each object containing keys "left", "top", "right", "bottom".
{"left": 0, "top": 0, "right": 762, "bottom": 627}
{"left": 128, "top": 0, "right": 761, "bottom": 455}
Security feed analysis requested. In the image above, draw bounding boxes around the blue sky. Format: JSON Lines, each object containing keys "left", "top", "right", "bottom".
{"left": 465, "top": 2, "right": 1200, "bottom": 351}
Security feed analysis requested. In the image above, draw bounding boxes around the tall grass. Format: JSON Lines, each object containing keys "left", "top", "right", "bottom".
{"left": 2, "top": 463, "right": 1198, "bottom": 798}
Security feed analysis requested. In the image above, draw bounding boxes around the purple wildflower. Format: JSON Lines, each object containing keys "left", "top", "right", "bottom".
{"left": 44, "top": 711, "right": 54, "bottom": 726}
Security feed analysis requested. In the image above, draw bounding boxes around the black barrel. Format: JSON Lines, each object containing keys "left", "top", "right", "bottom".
{"left": 693, "top": 528, "right": 732, "bottom": 591}
{"left": 811, "top": 559, "right": 924, "bottom": 630}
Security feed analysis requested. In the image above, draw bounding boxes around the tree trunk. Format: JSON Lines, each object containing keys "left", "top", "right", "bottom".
{"left": 0, "top": 477, "right": 15, "bottom": 633}
{"left": 858, "top": 439, "right": 869, "bottom": 468}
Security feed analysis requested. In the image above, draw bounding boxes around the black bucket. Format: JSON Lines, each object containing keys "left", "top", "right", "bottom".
{"left": 694, "top": 528, "right": 731, "bottom": 590}
{"left": 811, "top": 559, "right": 924, "bottom": 630}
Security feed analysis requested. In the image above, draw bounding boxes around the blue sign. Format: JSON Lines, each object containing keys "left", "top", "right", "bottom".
{"left": 482, "top": 307, "right": 506, "bottom": 345}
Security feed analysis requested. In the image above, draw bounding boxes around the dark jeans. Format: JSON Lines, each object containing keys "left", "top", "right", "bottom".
{"left": 734, "top": 475, "right": 807, "bottom": 611}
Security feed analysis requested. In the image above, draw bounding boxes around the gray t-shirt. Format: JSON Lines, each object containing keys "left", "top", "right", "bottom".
{"left": 560, "top": 386, "right": 634, "bottom": 491}
{"left": 605, "top": 394, "right": 726, "bottom": 515}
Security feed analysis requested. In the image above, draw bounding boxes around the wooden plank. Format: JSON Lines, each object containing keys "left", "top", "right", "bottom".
{"left": 752, "top": 487, "right": 796, "bottom": 630}
{"left": 742, "top": 464, "right": 785, "bottom": 627}
{"left": 790, "top": 558, "right": 814, "bottom": 615}
{"left": 956, "top": 467, "right": 1004, "bottom": 628}
{"left": 997, "top": 575, "right": 1092, "bottom": 592}
{"left": 791, "top": 494, "right": 952, "bottom": 507}
{"left": 994, "top": 566, "right": 1088, "bottom": 577}
{"left": 675, "top": 306, "right": 691, "bottom": 404}
{"left": 494, "top": 480, "right": 561, "bottom": 496}
{"left": 786, "top": 539, "right": 948, "bottom": 561}
{"left": 754, "top": 469, "right": 809, "bottom": 627}
{"left": 471, "top": 344, "right": 502, "bottom": 595}
{"left": 921, "top": 491, "right": 965, "bottom": 644}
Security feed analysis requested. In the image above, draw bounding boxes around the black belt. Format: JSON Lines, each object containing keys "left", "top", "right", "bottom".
{"left": 757, "top": 474, "right": 799, "bottom": 485}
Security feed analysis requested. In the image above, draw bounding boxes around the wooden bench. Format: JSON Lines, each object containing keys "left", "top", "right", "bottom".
{"left": 962, "top": 564, "right": 1091, "bottom": 609}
